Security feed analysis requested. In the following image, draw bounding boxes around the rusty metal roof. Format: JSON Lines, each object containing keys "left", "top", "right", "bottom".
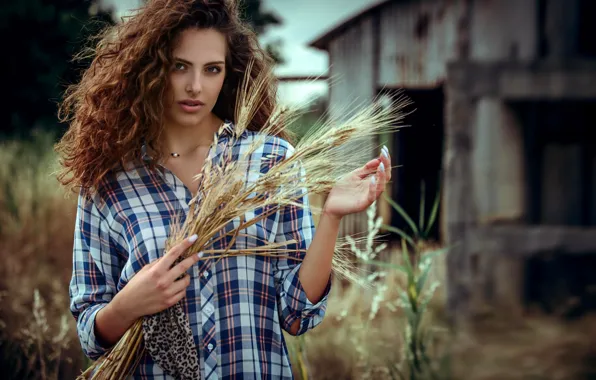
{"left": 308, "top": 0, "right": 393, "bottom": 50}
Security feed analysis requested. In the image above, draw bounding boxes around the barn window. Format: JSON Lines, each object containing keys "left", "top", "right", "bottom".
{"left": 512, "top": 101, "right": 596, "bottom": 226}
{"left": 537, "top": 0, "right": 596, "bottom": 58}
{"left": 577, "top": 0, "right": 596, "bottom": 57}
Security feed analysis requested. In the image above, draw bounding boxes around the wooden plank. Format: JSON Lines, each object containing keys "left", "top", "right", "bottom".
{"left": 472, "top": 225, "right": 596, "bottom": 256}
{"left": 447, "top": 61, "right": 596, "bottom": 99}
{"left": 472, "top": 98, "right": 525, "bottom": 224}
{"left": 501, "top": 69, "right": 596, "bottom": 99}
{"left": 470, "top": 0, "right": 537, "bottom": 61}
{"left": 328, "top": 15, "right": 376, "bottom": 121}
{"left": 443, "top": 81, "right": 475, "bottom": 321}
{"left": 378, "top": 0, "right": 462, "bottom": 88}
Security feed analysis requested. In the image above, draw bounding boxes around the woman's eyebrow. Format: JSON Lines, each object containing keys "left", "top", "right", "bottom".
{"left": 173, "top": 57, "right": 225, "bottom": 66}
{"left": 174, "top": 57, "right": 193, "bottom": 66}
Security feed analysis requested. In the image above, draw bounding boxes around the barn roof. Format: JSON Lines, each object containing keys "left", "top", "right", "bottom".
{"left": 308, "top": 0, "right": 392, "bottom": 51}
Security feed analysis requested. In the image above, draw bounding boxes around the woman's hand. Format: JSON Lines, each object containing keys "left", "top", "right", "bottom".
{"left": 112, "top": 234, "right": 200, "bottom": 322}
{"left": 323, "top": 146, "right": 392, "bottom": 220}
{"left": 94, "top": 235, "right": 201, "bottom": 347}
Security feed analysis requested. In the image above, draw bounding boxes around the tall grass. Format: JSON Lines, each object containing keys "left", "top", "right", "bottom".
{"left": 374, "top": 185, "right": 450, "bottom": 380}
{"left": 285, "top": 196, "right": 450, "bottom": 380}
{"left": 0, "top": 132, "right": 83, "bottom": 380}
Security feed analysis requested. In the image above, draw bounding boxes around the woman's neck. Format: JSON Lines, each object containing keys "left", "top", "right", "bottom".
{"left": 161, "top": 113, "right": 222, "bottom": 156}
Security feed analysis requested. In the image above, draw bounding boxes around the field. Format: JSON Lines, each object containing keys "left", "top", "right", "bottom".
{"left": 1, "top": 134, "right": 595, "bottom": 380}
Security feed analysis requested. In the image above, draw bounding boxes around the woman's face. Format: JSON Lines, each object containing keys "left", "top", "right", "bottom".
{"left": 164, "top": 28, "right": 227, "bottom": 129}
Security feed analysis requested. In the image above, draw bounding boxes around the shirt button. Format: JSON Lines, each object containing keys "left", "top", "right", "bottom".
{"left": 203, "top": 271, "right": 209, "bottom": 278}
{"left": 205, "top": 304, "right": 214, "bottom": 315}
{"left": 207, "top": 343, "right": 214, "bottom": 351}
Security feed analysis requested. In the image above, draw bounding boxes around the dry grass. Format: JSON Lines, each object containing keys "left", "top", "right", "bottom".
{"left": 286, "top": 251, "right": 596, "bottom": 380}
{"left": 0, "top": 132, "right": 84, "bottom": 380}
{"left": 450, "top": 313, "right": 596, "bottom": 380}
{"left": 285, "top": 238, "right": 450, "bottom": 380}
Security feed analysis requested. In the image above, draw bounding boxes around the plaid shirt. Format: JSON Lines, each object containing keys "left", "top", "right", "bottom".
{"left": 69, "top": 123, "right": 331, "bottom": 379}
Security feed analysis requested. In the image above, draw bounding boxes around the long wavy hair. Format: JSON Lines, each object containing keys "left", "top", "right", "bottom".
{"left": 55, "top": 0, "right": 292, "bottom": 198}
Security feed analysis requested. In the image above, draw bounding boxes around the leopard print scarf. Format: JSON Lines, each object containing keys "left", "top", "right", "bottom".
{"left": 142, "top": 259, "right": 200, "bottom": 380}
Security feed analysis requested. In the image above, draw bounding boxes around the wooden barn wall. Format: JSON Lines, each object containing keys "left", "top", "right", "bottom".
{"left": 377, "top": 0, "right": 538, "bottom": 89}
{"left": 378, "top": 0, "right": 462, "bottom": 88}
{"left": 327, "top": 16, "right": 377, "bottom": 239}
{"left": 328, "top": 15, "right": 376, "bottom": 120}
{"left": 469, "top": 0, "right": 537, "bottom": 61}
{"left": 322, "top": 0, "right": 540, "bottom": 240}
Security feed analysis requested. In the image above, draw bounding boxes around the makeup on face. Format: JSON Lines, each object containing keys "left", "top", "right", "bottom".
{"left": 164, "top": 28, "right": 227, "bottom": 127}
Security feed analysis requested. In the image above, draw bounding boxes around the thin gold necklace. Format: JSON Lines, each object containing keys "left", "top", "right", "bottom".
{"left": 169, "top": 144, "right": 203, "bottom": 158}
{"left": 167, "top": 120, "right": 220, "bottom": 157}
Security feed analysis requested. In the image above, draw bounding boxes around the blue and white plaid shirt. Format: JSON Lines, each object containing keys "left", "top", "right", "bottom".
{"left": 69, "top": 122, "right": 331, "bottom": 379}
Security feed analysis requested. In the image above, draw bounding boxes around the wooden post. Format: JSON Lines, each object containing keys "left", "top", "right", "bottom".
{"left": 444, "top": 63, "right": 475, "bottom": 323}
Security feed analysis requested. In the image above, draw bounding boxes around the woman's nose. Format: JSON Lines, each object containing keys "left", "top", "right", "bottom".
{"left": 185, "top": 72, "right": 202, "bottom": 95}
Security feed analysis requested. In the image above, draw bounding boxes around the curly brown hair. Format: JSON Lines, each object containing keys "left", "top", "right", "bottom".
{"left": 55, "top": 0, "right": 293, "bottom": 198}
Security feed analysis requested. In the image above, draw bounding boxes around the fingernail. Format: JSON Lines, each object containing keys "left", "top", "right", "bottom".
{"left": 382, "top": 145, "right": 389, "bottom": 153}
{"left": 189, "top": 234, "right": 198, "bottom": 243}
{"left": 371, "top": 175, "right": 376, "bottom": 185}
{"left": 382, "top": 148, "right": 388, "bottom": 158}
{"left": 379, "top": 162, "right": 385, "bottom": 172}
{"left": 197, "top": 251, "right": 204, "bottom": 258}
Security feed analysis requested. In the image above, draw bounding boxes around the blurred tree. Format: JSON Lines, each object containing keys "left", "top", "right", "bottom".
{"left": 238, "top": 0, "right": 281, "bottom": 35}
{"left": 0, "top": 1, "right": 115, "bottom": 139}
{"left": 0, "top": 0, "right": 283, "bottom": 140}
{"left": 240, "top": 0, "right": 284, "bottom": 64}
{"left": 237, "top": 0, "right": 285, "bottom": 64}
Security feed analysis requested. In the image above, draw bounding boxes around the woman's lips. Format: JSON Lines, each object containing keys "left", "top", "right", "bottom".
{"left": 179, "top": 103, "right": 203, "bottom": 113}
{"left": 178, "top": 100, "right": 205, "bottom": 113}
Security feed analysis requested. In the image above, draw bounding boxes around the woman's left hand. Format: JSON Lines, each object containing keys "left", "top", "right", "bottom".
{"left": 323, "top": 146, "right": 392, "bottom": 220}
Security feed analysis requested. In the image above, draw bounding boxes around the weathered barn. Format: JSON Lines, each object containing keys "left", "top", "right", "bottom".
{"left": 309, "top": 0, "right": 596, "bottom": 321}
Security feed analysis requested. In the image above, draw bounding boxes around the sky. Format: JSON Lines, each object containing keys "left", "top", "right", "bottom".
{"left": 103, "top": 0, "right": 380, "bottom": 104}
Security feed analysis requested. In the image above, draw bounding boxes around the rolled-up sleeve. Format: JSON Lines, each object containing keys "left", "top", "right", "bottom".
{"left": 273, "top": 143, "right": 331, "bottom": 336}
{"left": 69, "top": 191, "right": 121, "bottom": 360}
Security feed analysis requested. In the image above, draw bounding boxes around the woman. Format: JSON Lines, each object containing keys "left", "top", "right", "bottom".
{"left": 56, "top": 0, "right": 391, "bottom": 378}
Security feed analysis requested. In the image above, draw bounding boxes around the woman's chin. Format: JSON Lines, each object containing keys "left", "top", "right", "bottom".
{"left": 170, "top": 113, "right": 207, "bottom": 128}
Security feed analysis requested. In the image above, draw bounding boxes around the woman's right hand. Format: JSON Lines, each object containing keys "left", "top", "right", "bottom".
{"left": 112, "top": 234, "right": 201, "bottom": 321}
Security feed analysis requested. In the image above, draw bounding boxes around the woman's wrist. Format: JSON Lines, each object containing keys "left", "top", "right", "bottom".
{"left": 94, "top": 293, "right": 139, "bottom": 347}
{"left": 321, "top": 206, "right": 343, "bottom": 224}
{"left": 110, "top": 290, "right": 141, "bottom": 324}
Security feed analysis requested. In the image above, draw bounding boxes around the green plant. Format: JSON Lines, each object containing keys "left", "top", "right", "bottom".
{"left": 381, "top": 181, "right": 441, "bottom": 245}
{"left": 365, "top": 185, "right": 450, "bottom": 380}
{"left": 383, "top": 241, "right": 449, "bottom": 380}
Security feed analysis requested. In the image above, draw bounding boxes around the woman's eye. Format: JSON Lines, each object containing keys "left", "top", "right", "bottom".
{"left": 174, "top": 62, "right": 186, "bottom": 71}
{"left": 207, "top": 66, "right": 222, "bottom": 74}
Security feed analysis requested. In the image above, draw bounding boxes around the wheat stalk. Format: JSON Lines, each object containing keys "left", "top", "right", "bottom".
{"left": 79, "top": 60, "right": 407, "bottom": 379}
